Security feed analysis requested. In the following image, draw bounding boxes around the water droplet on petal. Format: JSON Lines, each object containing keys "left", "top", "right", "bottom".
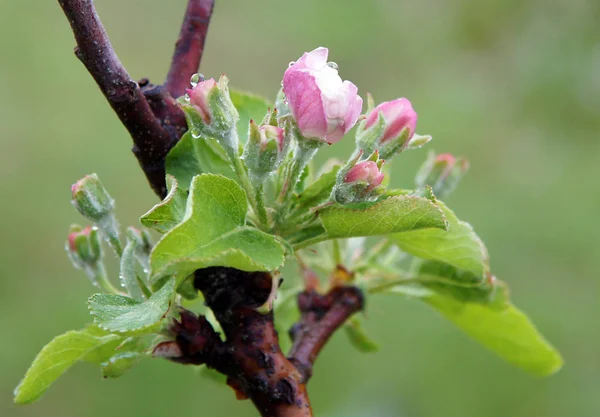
{"left": 190, "top": 73, "right": 205, "bottom": 87}
{"left": 327, "top": 61, "right": 339, "bottom": 71}
{"left": 288, "top": 61, "right": 295, "bottom": 67}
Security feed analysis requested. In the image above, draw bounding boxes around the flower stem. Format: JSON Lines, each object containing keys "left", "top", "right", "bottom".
{"left": 253, "top": 179, "right": 271, "bottom": 228}
{"left": 293, "top": 233, "right": 331, "bottom": 251}
{"left": 277, "top": 141, "right": 321, "bottom": 205}
{"left": 90, "top": 263, "right": 122, "bottom": 294}
{"left": 224, "top": 130, "right": 269, "bottom": 230}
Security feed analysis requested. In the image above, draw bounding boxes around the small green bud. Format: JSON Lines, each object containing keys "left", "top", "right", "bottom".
{"left": 243, "top": 120, "right": 286, "bottom": 178}
{"left": 67, "top": 225, "right": 102, "bottom": 266}
{"left": 71, "top": 174, "right": 114, "bottom": 222}
{"left": 71, "top": 174, "right": 123, "bottom": 256}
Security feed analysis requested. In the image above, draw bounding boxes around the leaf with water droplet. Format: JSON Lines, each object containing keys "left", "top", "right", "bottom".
{"left": 88, "top": 278, "right": 176, "bottom": 334}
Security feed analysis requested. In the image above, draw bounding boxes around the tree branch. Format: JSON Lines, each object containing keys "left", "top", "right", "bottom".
{"left": 161, "top": 267, "right": 313, "bottom": 417}
{"left": 58, "top": 0, "right": 178, "bottom": 197}
{"left": 288, "top": 287, "right": 365, "bottom": 381}
{"left": 165, "top": 0, "right": 215, "bottom": 98}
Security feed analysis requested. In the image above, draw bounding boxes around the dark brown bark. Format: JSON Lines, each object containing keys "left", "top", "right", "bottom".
{"left": 288, "top": 287, "right": 365, "bottom": 381}
{"left": 159, "top": 267, "right": 364, "bottom": 416}
{"left": 165, "top": 0, "right": 215, "bottom": 98}
{"left": 58, "top": 0, "right": 213, "bottom": 197}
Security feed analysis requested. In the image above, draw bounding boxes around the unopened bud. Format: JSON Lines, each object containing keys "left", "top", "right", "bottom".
{"left": 415, "top": 152, "right": 470, "bottom": 198}
{"left": 356, "top": 98, "right": 428, "bottom": 159}
{"left": 333, "top": 152, "right": 386, "bottom": 204}
{"left": 71, "top": 174, "right": 114, "bottom": 222}
{"left": 181, "top": 74, "right": 239, "bottom": 150}
{"left": 71, "top": 174, "right": 123, "bottom": 256}
{"left": 243, "top": 120, "right": 287, "bottom": 177}
{"left": 66, "top": 225, "right": 103, "bottom": 272}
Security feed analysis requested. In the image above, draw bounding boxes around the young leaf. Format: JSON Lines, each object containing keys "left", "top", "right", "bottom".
{"left": 230, "top": 89, "right": 271, "bottom": 143}
{"left": 99, "top": 335, "right": 155, "bottom": 378}
{"left": 390, "top": 202, "right": 488, "bottom": 277}
{"left": 344, "top": 318, "right": 379, "bottom": 353}
{"left": 101, "top": 352, "right": 143, "bottom": 378}
{"left": 14, "top": 329, "right": 122, "bottom": 404}
{"left": 425, "top": 293, "right": 563, "bottom": 376}
{"left": 295, "top": 164, "right": 341, "bottom": 209}
{"left": 318, "top": 195, "right": 447, "bottom": 238}
{"left": 150, "top": 174, "right": 285, "bottom": 281}
{"left": 166, "top": 132, "right": 236, "bottom": 190}
{"left": 414, "top": 260, "right": 496, "bottom": 304}
{"left": 88, "top": 278, "right": 176, "bottom": 333}
{"left": 140, "top": 175, "right": 188, "bottom": 233}
{"left": 119, "top": 240, "right": 145, "bottom": 301}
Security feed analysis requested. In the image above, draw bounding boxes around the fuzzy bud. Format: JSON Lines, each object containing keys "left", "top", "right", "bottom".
{"left": 71, "top": 174, "right": 115, "bottom": 222}
{"left": 333, "top": 152, "right": 386, "bottom": 204}
{"left": 243, "top": 120, "right": 287, "bottom": 177}
{"left": 415, "top": 152, "right": 470, "bottom": 198}
{"left": 66, "top": 225, "right": 103, "bottom": 271}
{"left": 181, "top": 74, "right": 239, "bottom": 152}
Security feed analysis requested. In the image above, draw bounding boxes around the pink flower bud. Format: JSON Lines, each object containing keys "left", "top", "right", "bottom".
{"left": 259, "top": 125, "right": 285, "bottom": 151}
{"left": 186, "top": 78, "right": 217, "bottom": 124}
{"left": 67, "top": 226, "right": 92, "bottom": 252}
{"left": 364, "top": 98, "right": 417, "bottom": 143}
{"left": 415, "top": 152, "right": 469, "bottom": 198}
{"left": 435, "top": 153, "right": 456, "bottom": 164}
{"left": 345, "top": 161, "right": 385, "bottom": 191}
{"left": 283, "top": 47, "right": 363, "bottom": 144}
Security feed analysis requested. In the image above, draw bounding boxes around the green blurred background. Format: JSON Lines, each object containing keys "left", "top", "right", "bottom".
{"left": 2, "top": 0, "right": 599, "bottom": 416}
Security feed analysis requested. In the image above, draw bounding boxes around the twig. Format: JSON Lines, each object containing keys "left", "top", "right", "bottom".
{"left": 165, "top": 0, "right": 215, "bottom": 98}
{"left": 288, "top": 287, "right": 364, "bottom": 381}
{"left": 58, "top": 0, "right": 176, "bottom": 197}
{"left": 58, "top": 0, "right": 216, "bottom": 197}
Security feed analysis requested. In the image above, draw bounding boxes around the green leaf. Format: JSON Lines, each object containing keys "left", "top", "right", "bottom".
{"left": 150, "top": 174, "right": 285, "bottom": 281}
{"left": 119, "top": 240, "right": 145, "bottom": 301}
{"left": 413, "top": 260, "right": 497, "bottom": 304}
{"left": 14, "top": 329, "right": 122, "bottom": 404}
{"left": 318, "top": 195, "right": 448, "bottom": 238}
{"left": 390, "top": 202, "right": 488, "bottom": 277}
{"left": 425, "top": 294, "right": 563, "bottom": 376}
{"left": 295, "top": 164, "right": 341, "bottom": 209}
{"left": 166, "top": 132, "right": 236, "bottom": 190}
{"left": 99, "top": 335, "right": 154, "bottom": 378}
{"left": 140, "top": 175, "right": 188, "bottom": 233}
{"left": 88, "top": 278, "right": 176, "bottom": 333}
{"left": 230, "top": 89, "right": 271, "bottom": 143}
{"left": 344, "top": 318, "right": 379, "bottom": 353}
{"left": 101, "top": 352, "right": 143, "bottom": 378}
